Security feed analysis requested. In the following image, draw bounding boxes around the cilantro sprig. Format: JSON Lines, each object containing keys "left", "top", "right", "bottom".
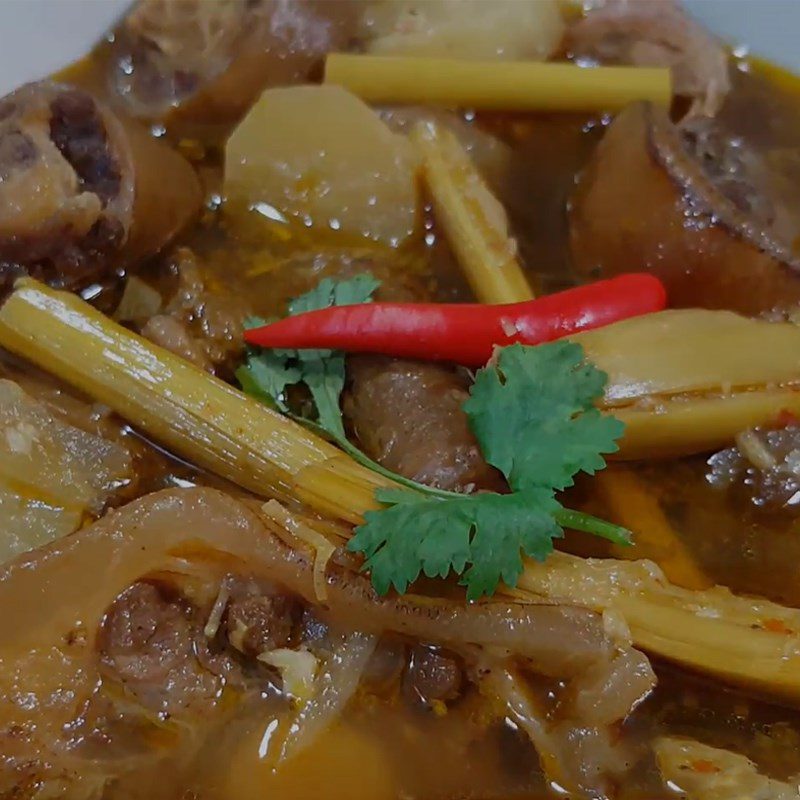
{"left": 238, "top": 275, "right": 631, "bottom": 599}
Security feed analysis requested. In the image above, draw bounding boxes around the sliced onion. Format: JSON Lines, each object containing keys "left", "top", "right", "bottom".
{"left": 276, "top": 631, "right": 377, "bottom": 764}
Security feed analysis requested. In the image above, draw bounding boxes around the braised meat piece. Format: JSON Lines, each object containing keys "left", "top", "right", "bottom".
{"left": 565, "top": 0, "right": 730, "bottom": 119}
{"left": 110, "top": 0, "right": 359, "bottom": 134}
{"left": 140, "top": 248, "right": 253, "bottom": 376}
{"left": 403, "top": 644, "right": 463, "bottom": 707}
{"left": 345, "top": 356, "right": 503, "bottom": 492}
{"left": 570, "top": 102, "right": 800, "bottom": 314}
{"left": 0, "top": 81, "right": 201, "bottom": 300}
{"left": 98, "top": 581, "right": 225, "bottom": 715}
{"left": 223, "top": 576, "right": 299, "bottom": 657}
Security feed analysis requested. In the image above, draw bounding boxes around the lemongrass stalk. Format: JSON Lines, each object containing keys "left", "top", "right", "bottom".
{"left": 325, "top": 54, "right": 671, "bottom": 112}
{"left": 517, "top": 550, "right": 800, "bottom": 703}
{"left": 614, "top": 388, "right": 800, "bottom": 460}
{"left": 566, "top": 309, "right": 800, "bottom": 458}
{"left": 573, "top": 309, "right": 800, "bottom": 406}
{"left": 0, "top": 279, "right": 389, "bottom": 524}
{"left": 410, "top": 121, "right": 534, "bottom": 305}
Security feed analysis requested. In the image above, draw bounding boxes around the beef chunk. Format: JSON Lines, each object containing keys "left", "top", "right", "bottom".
{"left": 141, "top": 313, "right": 215, "bottom": 372}
{"left": 98, "top": 581, "right": 223, "bottom": 715}
{"left": 680, "top": 117, "right": 776, "bottom": 226}
{"left": 345, "top": 356, "right": 504, "bottom": 493}
{"left": 403, "top": 645, "right": 463, "bottom": 708}
{"left": 223, "top": 577, "right": 298, "bottom": 657}
{"left": 139, "top": 248, "right": 251, "bottom": 376}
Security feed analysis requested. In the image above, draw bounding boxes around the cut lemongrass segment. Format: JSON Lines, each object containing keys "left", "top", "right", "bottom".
{"left": 411, "top": 121, "right": 534, "bottom": 305}
{"left": 0, "top": 278, "right": 389, "bottom": 524}
{"left": 516, "top": 550, "right": 800, "bottom": 704}
{"left": 325, "top": 54, "right": 672, "bottom": 112}
{"left": 571, "top": 309, "right": 800, "bottom": 459}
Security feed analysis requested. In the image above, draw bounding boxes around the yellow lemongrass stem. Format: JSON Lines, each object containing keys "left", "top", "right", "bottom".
{"left": 0, "top": 279, "right": 390, "bottom": 524}
{"left": 614, "top": 388, "right": 800, "bottom": 460}
{"left": 573, "top": 309, "right": 800, "bottom": 406}
{"left": 593, "top": 469, "right": 710, "bottom": 590}
{"left": 569, "top": 309, "right": 800, "bottom": 458}
{"left": 411, "top": 121, "right": 533, "bottom": 305}
{"left": 517, "top": 550, "right": 800, "bottom": 704}
{"left": 325, "top": 54, "right": 672, "bottom": 112}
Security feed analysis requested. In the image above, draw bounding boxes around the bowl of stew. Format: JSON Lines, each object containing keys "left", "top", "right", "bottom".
{"left": 3, "top": 1, "right": 800, "bottom": 798}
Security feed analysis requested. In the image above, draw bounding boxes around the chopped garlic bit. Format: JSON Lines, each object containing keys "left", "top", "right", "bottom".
{"left": 735, "top": 429, "right": 777, "bottom": 472}
{"left": 5, "top": 421, "right": 38, "bottom": 455}
{"left": 259, "top": 647, "right": 319, "bottom": 703}
{"left": 229, "top": 617, "right": 250, "bottom": 654}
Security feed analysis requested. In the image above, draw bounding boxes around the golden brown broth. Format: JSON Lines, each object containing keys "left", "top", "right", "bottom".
{"left": 35, "top": 38, "right": 800, "bottom": 800}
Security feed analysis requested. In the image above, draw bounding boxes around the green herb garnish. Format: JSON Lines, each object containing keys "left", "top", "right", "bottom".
{"left": 239, "top": 275, "right": 631, "bottom": 599}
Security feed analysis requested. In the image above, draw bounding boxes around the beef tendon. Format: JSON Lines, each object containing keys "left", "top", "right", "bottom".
{"left": 569, "top": 101, "right": 800, "bottom": 315}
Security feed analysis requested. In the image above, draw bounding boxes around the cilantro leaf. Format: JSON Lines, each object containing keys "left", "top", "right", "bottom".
{"left": 302, "top": 354, "right": 347, "bottom": 438}
{"left": 235, "top": 352, "right": 301, "bottom": 413}
{"left": 237, "top": 275, "right": 380, "bottom": 429}
{"left": 464, "top": 342, "right": 624, "bottom": 492}
{"left": 349, "top": 488, "right": 563, "bottom": 599}
{"left": 288, "top": 274, "right": 381, "bottom": 317}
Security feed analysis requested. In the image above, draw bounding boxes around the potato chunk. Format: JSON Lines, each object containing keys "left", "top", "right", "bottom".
{"left": 0, "top": 380, "right": 131, "bottom": 562}
{"left": 359, "top": 0, "right": 564, "bottom": 61}
{"left": 225, "top": 85, "right": 420, "bottom": 246}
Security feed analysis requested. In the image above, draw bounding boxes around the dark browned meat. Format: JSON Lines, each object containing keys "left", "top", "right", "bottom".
{"left": 98, "top": 581, "right": 224, "bottom": 715}
{"left": 403, "top": 645, "right": 463, "bottom": 707}
{"left": 0, "top": 81, "right": 202, "bottom": 302}
{"left": 261, "top": 249, "right": 501, "bottom": 494}
{"left": 565, "top": 0, "right": 730, "bottom": 119}
{"left": 49, "top": 90, "right": 122, "bottom": 204}
{"left": 141, "top": 313, "right": 216, "bottom": 372}
{"left": 345, "top": 356, "right": 503, "bottom": 493}
{"left": 223, "top": 576, "right": 299, "bottom": 657}
{"left": 680, "top": 117, "right": 776, "bottom": 224}
{"left": 570, "top": 102, "right": 800, "bottom": 315}
{"left": 140, "top": 247, "right": 254, "bottom": 375}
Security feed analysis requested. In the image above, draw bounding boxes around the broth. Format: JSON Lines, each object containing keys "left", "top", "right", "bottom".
{"left": 4, "top": 4, "right": 800, "bottom": 798}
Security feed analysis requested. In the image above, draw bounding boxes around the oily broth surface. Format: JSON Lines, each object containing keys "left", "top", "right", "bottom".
{"left": 34, "top": 40, "right": 800, "bottom": 798}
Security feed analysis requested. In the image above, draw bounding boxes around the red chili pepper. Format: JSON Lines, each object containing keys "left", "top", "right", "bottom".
{"left": 244, "top": 273, "right": 667, "bottom": 367}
